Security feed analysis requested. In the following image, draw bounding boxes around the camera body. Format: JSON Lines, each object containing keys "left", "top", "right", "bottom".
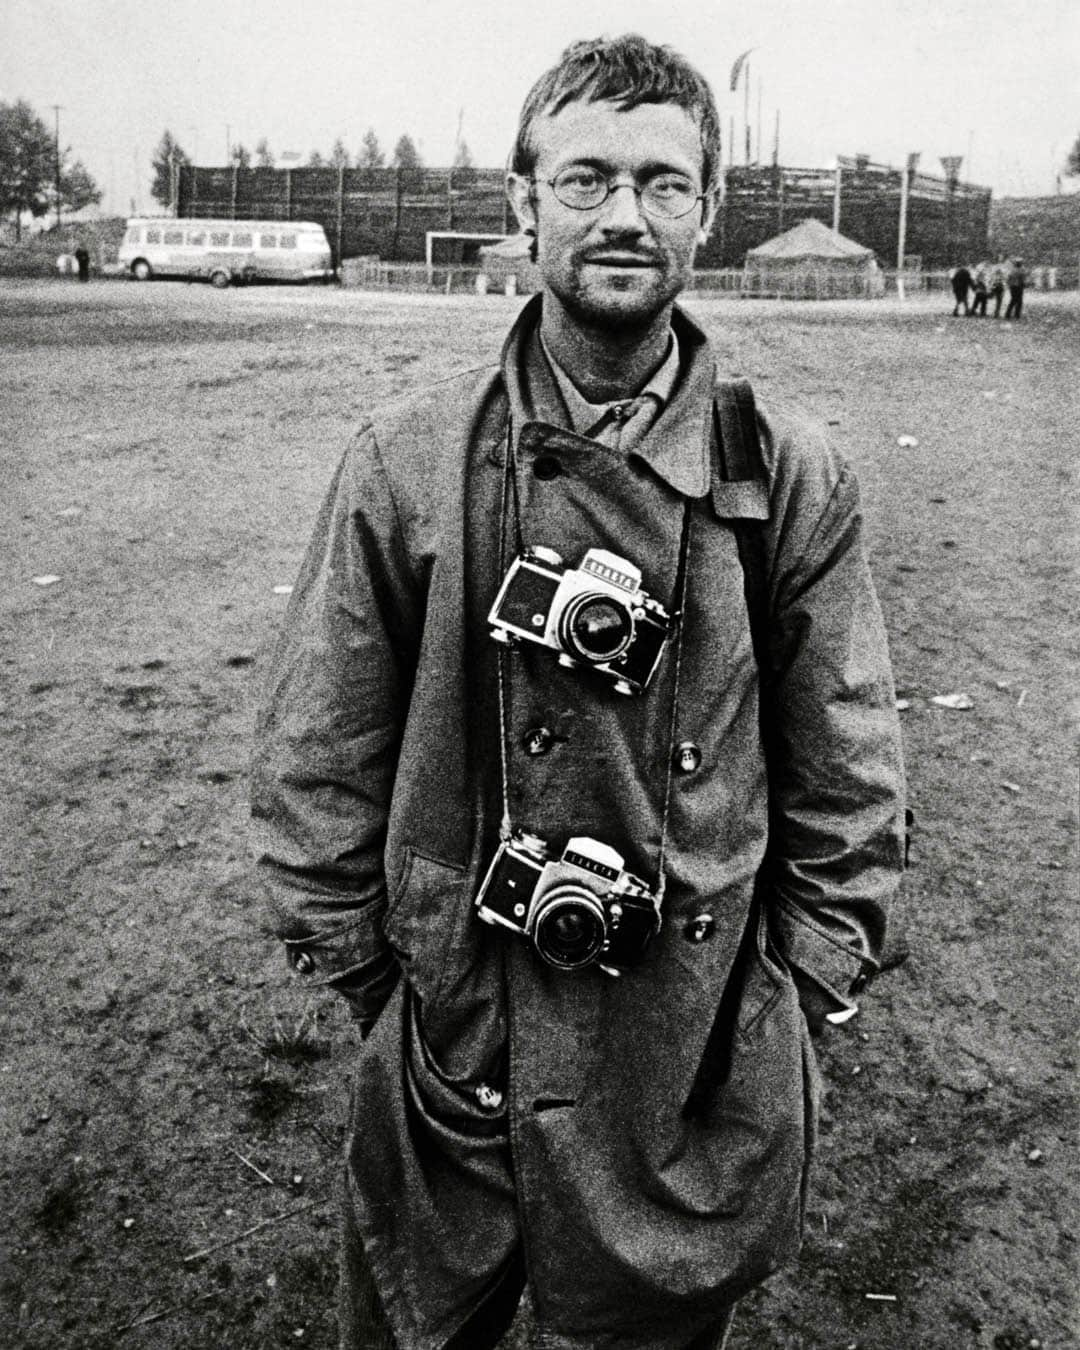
{"left": 488, "top": 546, "right": 671, "bottom": 695}
{"left": 475, "top": 831, "right": 661, "bottom": 974}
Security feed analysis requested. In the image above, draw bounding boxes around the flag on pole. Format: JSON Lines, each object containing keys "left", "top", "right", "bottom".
{"left": 729, "top": 48, "right": 754, "bottom": 92}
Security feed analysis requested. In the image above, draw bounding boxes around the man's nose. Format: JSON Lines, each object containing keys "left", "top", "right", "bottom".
{"left": 599, "top": 182, "right": 648, "bottom": 233}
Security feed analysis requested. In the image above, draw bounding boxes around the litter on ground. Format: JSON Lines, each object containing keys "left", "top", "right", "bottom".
{"left": 931, "top": 693, "right": 974, "bottom": 710}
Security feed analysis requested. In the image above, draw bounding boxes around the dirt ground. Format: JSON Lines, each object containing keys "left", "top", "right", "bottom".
{"left": 1, "top": 278, "right": 1076, "bottom": 1350}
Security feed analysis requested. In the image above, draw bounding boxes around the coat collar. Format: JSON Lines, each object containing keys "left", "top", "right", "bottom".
{"left": 497, "top": 295, "right": 716, "bottom": 499}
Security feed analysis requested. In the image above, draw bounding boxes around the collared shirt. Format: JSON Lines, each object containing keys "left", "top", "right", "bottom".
{"left": 539, "top": 329, "right": 682, "bottom": 452}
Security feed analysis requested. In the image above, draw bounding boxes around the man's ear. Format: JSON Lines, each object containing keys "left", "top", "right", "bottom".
{"left": 506, "top": 173, "right": 537, "bottom": 235}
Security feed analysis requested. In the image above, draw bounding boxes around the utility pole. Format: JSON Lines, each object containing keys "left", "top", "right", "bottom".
{"left": 51, "top": 105, "right": 63, "bottom": 230}
{"left": 897, "top": 153, "right": 919, "bottom": 298}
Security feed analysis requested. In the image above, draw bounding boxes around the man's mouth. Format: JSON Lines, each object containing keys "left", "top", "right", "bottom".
{"left": 583, "top": 253, "right": 659, "bottom": 268}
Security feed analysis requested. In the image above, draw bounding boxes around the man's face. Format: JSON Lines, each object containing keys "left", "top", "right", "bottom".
{"left": 511, "top": 99, "right": 713, "bottom": 332}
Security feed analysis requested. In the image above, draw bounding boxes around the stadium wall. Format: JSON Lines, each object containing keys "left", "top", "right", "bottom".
{"left": 176, "top": 159, "right": 990, "bottom": 271}
{"left": 989, "top": 194, "right": 1080, "bottom": 284}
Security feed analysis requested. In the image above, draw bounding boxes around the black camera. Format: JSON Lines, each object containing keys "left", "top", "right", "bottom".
{"left": 474, "top": 831, "right": 662, "bottom": 975}
{"left": 488, "top": 546, "right": 671, "bottom": 695}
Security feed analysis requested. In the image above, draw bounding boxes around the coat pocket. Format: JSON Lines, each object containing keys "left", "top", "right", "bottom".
{"left": 383, "top": 847, "right": 470, "bottom": 1010}
{"left": 646, "top": 905, "right": 806, "bottom": 1222}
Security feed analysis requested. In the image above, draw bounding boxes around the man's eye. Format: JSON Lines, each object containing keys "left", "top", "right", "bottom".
{"left": 559, "top": 168, "right": 603, "bottom": 190}
{"left": 648, "top": 174, "right": 694, "bottom": 199}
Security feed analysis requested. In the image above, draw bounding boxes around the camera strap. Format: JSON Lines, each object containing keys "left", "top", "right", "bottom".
{"left": 494, "top": 421, "right": 692, "bottom": 901}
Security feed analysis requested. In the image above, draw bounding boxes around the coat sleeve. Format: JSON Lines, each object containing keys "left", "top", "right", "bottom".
{"left": 250, "top": 427, "right": 421, "bottom": 1027}
{"left": 762, "top": 418, "right": 907, "bottom": 1027}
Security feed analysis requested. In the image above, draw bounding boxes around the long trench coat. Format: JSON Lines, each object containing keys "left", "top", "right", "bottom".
{"left": 251, "top": 296, "right": 906, "bottom": 1349}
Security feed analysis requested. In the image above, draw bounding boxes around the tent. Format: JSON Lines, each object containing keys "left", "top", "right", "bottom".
{"left": 478, "top": 232, "right": 541, "bottom": 294}
{"left": 743, "top": 217, "right": 883, "bottom": 299}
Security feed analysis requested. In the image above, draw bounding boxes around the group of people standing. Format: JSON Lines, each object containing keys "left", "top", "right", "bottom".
{"left": 951, "top": 259, "right": 1025, "bottom": 319}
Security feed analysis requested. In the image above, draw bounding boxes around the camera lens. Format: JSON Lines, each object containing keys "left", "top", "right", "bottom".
{"left": 560, "top": 594, "right": 633, "bottom": 664}
{"left": 532, "top": 889, "right": 606, "bottom": 970}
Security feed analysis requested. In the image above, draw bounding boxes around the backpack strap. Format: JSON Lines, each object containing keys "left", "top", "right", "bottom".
{"left": 684, "top": 381, "right": 778, "bottom": 1119}
{"left": 711, "top": 379, "right": 771, "bottom": 684}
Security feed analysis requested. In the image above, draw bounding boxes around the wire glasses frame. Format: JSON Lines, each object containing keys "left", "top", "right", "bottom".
{"left": 535, "top": 167, "right": 708, "bottom": 220}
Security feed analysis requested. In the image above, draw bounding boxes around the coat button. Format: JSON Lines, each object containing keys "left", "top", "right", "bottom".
{"left": 522, "top": 725, "right": 555, "bottom": 756}
{"left": 475, "top": 1083, "right": 504, "bottom": 1111}
{"left": 673, "top": 741, "right": 702, "bottom": 774}
{"left": 684, "top": 914, "right": 716, "bottom": 943}
{"left": 292, "top": 950, "right": 316, "bottom": 975}
{"left": 533, "top": 455, "right": 562, "bottom": 480}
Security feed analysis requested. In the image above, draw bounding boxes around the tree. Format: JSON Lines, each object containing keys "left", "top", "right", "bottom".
{"left": 329, "top": 137, "right": 350, "bottom": 170}
{"left": 0, "top": 99, "right": 103, "bottom": 238}
{"left": 357, "top": 128, "right": 384, "bottom": 169}
{"left": 254, "top": 138, "right": 275, "bottom": 167}
{"left": 452, "top": 139, "right": 474, "bottom": 170}
{"left": 59, "top": 160, "right": 102, "bottom": 215}
{"left": 307, "top": 149, "right": 325, "bottom": 168}
{"left": 392, "top": 134, "right": 422, "bottom": 169}
{"left": 1065, "top": 131, "right": 1080, "bottom": 178}
{"left": 230, "top": 143, "right": 252, "bottom": 169}
{"left": 151, "top": 129, "right": 190, "bottom": 207}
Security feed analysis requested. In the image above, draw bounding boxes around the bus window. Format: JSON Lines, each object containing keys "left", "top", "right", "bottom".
{"left": 210, "top": 231, "right": 230, "bottom": 247}
{"left": 279, "top": 234, "right": 297, "bottom": 249}
{"left": 125, "top": 228, "right": 141, "bottom": 245}
{"left": 164, "top": 229, "right": 184, "bottom": 245}
{"left": 146, "top": 228, "right": 162, "bottom": 244}
{"left": 187, "top": 231, "right": 206, "bottom": 246}
{"left": 259, "top": 234, "right": 278, "bottom": 248}
{"left": 233, "top": 232, "right": 253, "bottom": 248}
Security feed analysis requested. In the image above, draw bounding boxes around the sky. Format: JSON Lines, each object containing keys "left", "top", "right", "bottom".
{"left": 3, "top": 0, "right": 1078, "bottom": 216}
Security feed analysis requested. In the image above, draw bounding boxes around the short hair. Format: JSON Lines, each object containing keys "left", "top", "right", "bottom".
{"left": 511, "top": 34, "right": 722, "bottom": 194}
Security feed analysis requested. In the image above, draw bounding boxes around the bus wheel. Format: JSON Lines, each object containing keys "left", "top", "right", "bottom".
{"left": 132, "top": 259, "right": 152, "bottom": 281}
{"left": 209, "top": 269, "right": 231, "bottom": 289}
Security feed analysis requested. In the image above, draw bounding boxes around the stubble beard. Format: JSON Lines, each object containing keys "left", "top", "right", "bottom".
{"left": 555, "top": 251, "right": 683, "bottom": 337}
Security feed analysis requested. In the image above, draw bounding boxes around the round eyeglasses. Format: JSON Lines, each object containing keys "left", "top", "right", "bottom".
{"left": 537, "top": 166, "right": 707, "bottom": 220}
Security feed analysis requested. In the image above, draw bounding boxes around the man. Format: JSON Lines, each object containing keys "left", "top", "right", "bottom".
{"left": 950, "top": 262, "right": 972, "bottom": 315}
{"left": 970, "top": 264, "right": 988, "bottom": 317}
{"left": 989, "top": 262, "right": 1006, "bottom": 318}
{"left": 1004, "top": 258, "right": 1026, "bottom": 319}
{"left": 252, "top": 34, "right": 906, "bottom": 1350}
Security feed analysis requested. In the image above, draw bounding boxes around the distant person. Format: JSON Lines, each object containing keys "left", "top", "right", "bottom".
{"left": 950, "top": 264, "right": 972, "bottom": 316}
{"left": 1004, "top": 259, "right": 1026, "bottom": 319}
{"left": 988, "top": 263, "right": 1006, "bottom": 318}
{"left": 74, "top": 245, "right": 90, "bottom": 283}
{"left": 970, "top": 265, "right": 988, "bottom": 317}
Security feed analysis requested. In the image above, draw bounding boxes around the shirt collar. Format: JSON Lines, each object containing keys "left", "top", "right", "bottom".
{"left": 499, "top": 295, "right": 715, "bottom": 499}
{"left": 539, "top": 329, "right": 681, "bottom": 437}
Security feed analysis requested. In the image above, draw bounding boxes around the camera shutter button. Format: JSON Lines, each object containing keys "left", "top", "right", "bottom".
{"left": 533, "top": 454, "right": 562, "bottom": 480}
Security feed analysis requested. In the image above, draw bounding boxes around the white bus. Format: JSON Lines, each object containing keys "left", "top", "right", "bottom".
{"left": 118, "top": 218, "right": 333, "bottom": 287}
